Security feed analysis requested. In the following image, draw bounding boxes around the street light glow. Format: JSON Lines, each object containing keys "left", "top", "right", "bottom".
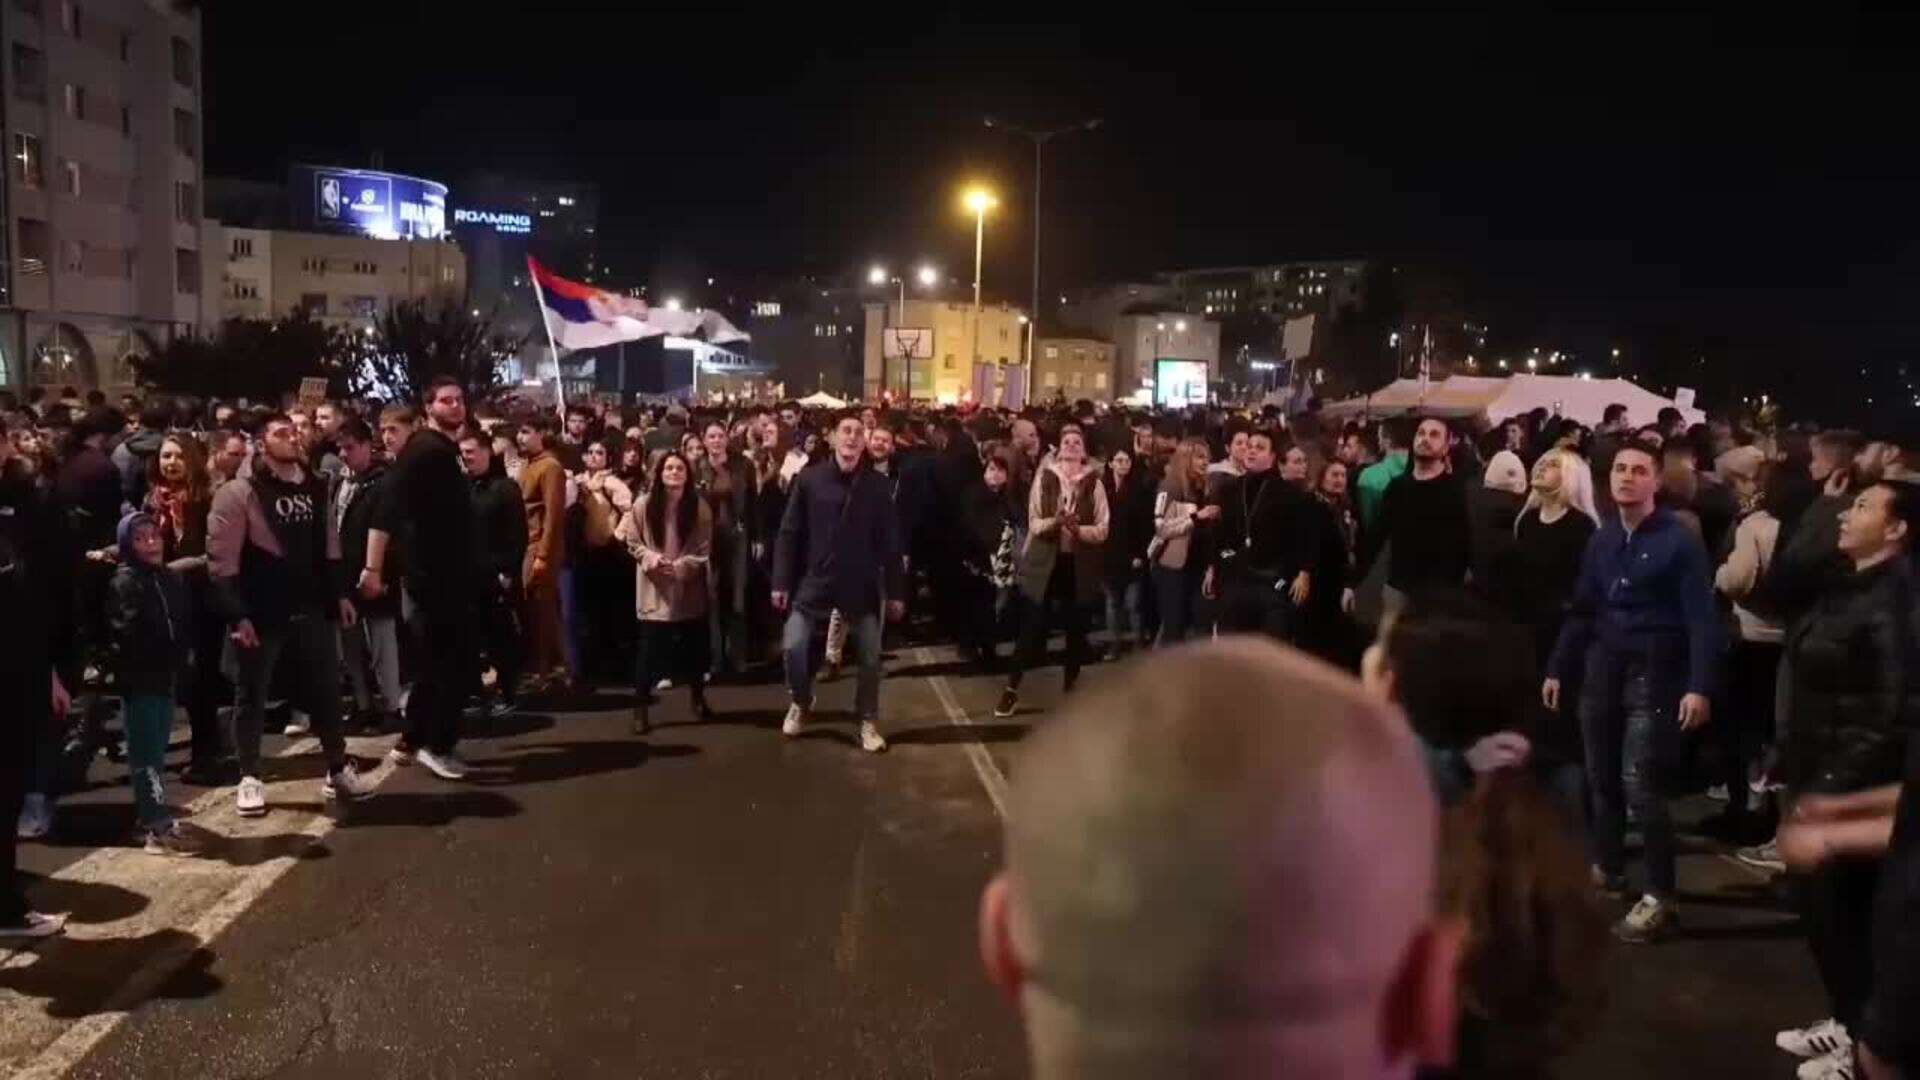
{"left": 917, "top": 265, "right": 938, "bottom": 287}
{"left": 963, "top": 187, "right": 998, "bottom": 214}
{"left": 1611, "top": 346, "right": 1622, "bottom": 358}
{"left": 665, "top": 297, "right": 683, "bottom": 311}
{"left": 868, "top": 265, "right": 887, "bottom": 286}
{"left": 1175, "top": 320, "right": 1188, "bottom": 332}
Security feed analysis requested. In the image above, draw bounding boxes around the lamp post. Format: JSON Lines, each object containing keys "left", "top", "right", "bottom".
{"left": 963, "top": 187, "right": 997, "bottom": 392}
{"left": 985, "top": 116, "right": 1101, "bottom": 380}
{"left": 869, "top": 262, "right": 940, "bottom": 399}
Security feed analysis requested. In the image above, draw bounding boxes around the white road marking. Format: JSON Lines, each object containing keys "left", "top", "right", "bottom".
{"left": 0, "top": 733, "right": 402, "bottom": 1078}
{"left": 911, "top": 646, "right": 1010, "bottom": 818}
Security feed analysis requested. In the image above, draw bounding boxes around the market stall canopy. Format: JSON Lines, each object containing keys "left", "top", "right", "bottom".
{"left": 796, "top": 391, "right": 849, "bottom": 409}
{"left": 1320, "top": 374, "right": 1704, "bottom": 429}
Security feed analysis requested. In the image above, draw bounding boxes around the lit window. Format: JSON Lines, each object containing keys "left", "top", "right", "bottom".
{"left": 11, "top": 133, "right": 43, "bottom": 188}
{"left": 61, "top": 159, "right": 79, "bottom": 197}
{"left": 60, "top": 1, "right": 77, "bottom": 37}
{"left": 1045, "top": 345, "right": 1058, "bottom": 359}
{"left": 174, "top": 180, "right": 198, "bottom": 223}
{"left": 174, "top": 247, "right": 198, "bottom": 293}
{"left": 63, "top": 83, "right": 84, "bottom": 119}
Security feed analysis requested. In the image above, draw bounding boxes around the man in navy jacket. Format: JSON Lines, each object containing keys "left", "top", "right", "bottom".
{"left": 772, "top": 412, "right": 905, "bottom": 753}
{"left": 1545, "top": 438, "right": 1722, "bottom": 944}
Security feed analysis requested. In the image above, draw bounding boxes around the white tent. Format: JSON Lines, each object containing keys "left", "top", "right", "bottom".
{"left": 796, "top": 391, "right": 848, "bottom": 409}
{"left": 1320, "top": 374, "right": 1703, "bottom": 430}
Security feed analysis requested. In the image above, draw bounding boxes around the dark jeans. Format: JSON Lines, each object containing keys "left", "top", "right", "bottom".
{"left": 1152, "top": 565, "right": 1194, "bottom": 646}
{"left": 124, "top": 694, "right": 174, "bottom": 829}
{"left": 1008, "top": 561, "right": 1086, "bottom": 691}
{"left": 402, "top": 584, "right": 472, "bottom": 756}
{"left": 1720, "top": 639, "right": 1781, "bottom": 802}
{"left": 1580, "top": 649, "right": 1683, "bottom": 897}
{"left": 1220, "top": 571, "right": 1298, "bottom": 642}
{"left": 1864, "top": 740, "right": 1920, "bottom": 1067}
{"left": 184, "top": 606, "right": 231, "bottom": 769}
{"left": 1807, "top": 855, "right": 1881, "bottom": 1029}
{"left": 477, "top": 575, "right": 525, "bottom": 705}
{"left": 636, "top": 618, "right": 711, "bottom": 701}
{"left": 1103, "top": 577, "right": 1143, "bottom": 649}
{"left": 231, "top": 611, "right": 350, "bottom": 778}
{"left": 783, "top": 606, "right": 883, "bottom": 719}
{"left": 0, "top": 672, "right": 32, "bottom": 924}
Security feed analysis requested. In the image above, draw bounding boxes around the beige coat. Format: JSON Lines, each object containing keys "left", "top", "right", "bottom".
{"left": 617, "top": 493, "right": 712, "bottom": 622}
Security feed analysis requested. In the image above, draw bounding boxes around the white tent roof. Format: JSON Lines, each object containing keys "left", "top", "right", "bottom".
{"left": 1320, "top": 374, "right": 1703, "bottom": 429}
{"left": 796, "top": 391, "right": 848, "bottom": 408}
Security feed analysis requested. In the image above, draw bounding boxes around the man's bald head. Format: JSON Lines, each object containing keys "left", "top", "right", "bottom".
{"left": 982, "top": 639, "right": 1455, "bottom": 1078}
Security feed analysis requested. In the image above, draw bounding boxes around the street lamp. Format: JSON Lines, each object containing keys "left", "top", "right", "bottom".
{"left": 985, "top": 115, "right": 1101, "bottom": 375}
{"left": 916, "top": 264, "right": 938, "bottom": 288}
{"left": 665, "top": 296, "right": 683, "bottom": 312}
{"left": 867, "top": 264, "right": 887, "bottom": 287}
{"left": 962, "top": 186, "right": 998, "bottom": 384}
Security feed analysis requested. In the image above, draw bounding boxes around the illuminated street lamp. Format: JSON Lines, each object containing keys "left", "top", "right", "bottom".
{"left": 867, "top": 265, "right": 887, "bottom": 287}
{"left": 665, "top": 297, "right": 683, "bottom": 312}
{"left": 962, "top": 186, "right": 998, "bottom": 380}
{"left": 917, "top": 264, "right": 939, "bottom": 287}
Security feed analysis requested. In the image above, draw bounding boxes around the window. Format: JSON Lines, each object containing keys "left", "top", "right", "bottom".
{"left": 172, "top": 108, "right": 194, "bottom": 158}
{"left": 174, "top": 181, "right": 197, "bottom": 223}
{"left": 120, "top": 31, "right": 130, "bottom": 62}
{"left": 230, "top": 281, "right": 258, "bottom": 300}
{"left": 1070, "top": 372, "right": 1084, "bottom": 389}
{"left": 1044, "top": 371, "right": 1059, "bottom": 388}
{"left": 440, "top": 266, "right": 454, "bottom": 283}
{"left": 61, "top": 239, "right": 82, "bottom": 273}
{"left": 231, "top": 236, "right": 253, "bottom": 258}
{"left": 173, "top": 247, "right": 198, "bottom": 294}
{"left": 120, "top": 104, "right": 130, "bottom": 135}
{"left": 17, "top": 218, "right": 50, "bottom": 274}
{"left": 943, "top": 354, "right": 955, "bottom": 370}
{"left": 1044, "top": 345, "right": 1058, "bottom": 359}
{"left": 300, "top": 292, "right": 327, "bottom": 315}
{"left": 10, "top": 45, "right": 46, "bottom": 102}
{"left": 345, "top": 295, "right": 377, "bottom": 318}
{"left": 59, "top": 0, "right": 76, "bottom": 36}
{"left": 59, "top": 159, "right": 78, "bottom": 197}
{"left": 301, "top": 256, "right": 327, "bottom": 274}
{"left": 347, "top": 259, "right": 376, "bottom": 274}
{"left": 171, "top": 37, "right": 194, "bottom": 88}
{"left": 11, "top": 133, "right": 43, "bottom": 189}
{"left": 63, "top": 83, "right": 84, "bottom": 120}
{"left": 1095, "top": 372, "right": 1108, "bottom": 390}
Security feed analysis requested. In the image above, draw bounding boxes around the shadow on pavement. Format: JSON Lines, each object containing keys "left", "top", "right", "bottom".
{"left": 466, "top": 740, "right": 699, "bottom": 787}
{"left": 20, "top": 872, "right": 150, "bottom": 926}
{"left": 651, "top": 708, "right": 783, "bottom": 732}
{"left": 334, "top": 789, "right": 525, "bottom": 828}
{"left": 0, "top": 928, "right": 221, "bottom": 1018}
{"left": 199, "top": 832, "right": 336, "bottom": 869}
{"left": 465, "top": 711, "right": 559, "bottom": 740}
{"left": 882, "top": 659, "right": 994, "bottom": 680}
{"left": 886, "top": 723, "right": 1030, "bottom": 746}
{"left": 1679, "top": 919, "right": 1804, "bottom": 942}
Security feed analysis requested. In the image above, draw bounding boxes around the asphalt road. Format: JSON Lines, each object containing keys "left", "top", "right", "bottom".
{"left": 1, "top": 643, "right": 1827, "bottom": 1079}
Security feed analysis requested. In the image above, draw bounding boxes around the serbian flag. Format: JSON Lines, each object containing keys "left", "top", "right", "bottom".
{"left": 528, "top": 257, "right": 748, "bottom": 350}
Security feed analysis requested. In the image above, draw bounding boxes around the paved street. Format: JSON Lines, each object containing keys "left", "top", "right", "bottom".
{"left": 2, "top": 643, "right": 1825, "bottom": 1079}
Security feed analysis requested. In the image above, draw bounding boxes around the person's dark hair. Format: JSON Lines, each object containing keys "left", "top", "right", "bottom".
{"left": 138, "top": 399, "right": 172, "bottom": 431}
{"left": 424, "top": 375, "right": 463, "bottom": 402}
{"left": 1381, "top": 416, "right": 1415, "bottom": 451}
{"left": 380, "top": 403, "right": 418, "bottom": 427}
{"left": 77, "top": 406, "right": 124, "bottom": 440}
{"left": 1614, "top": 438, "right": 1663, "bottom": 470}
{"left": 459, "top": 429, "right": 505, "bottom": 479}
{"left": 1877, "top": 479, "right": 1920, "bottom": 547}
{"left": 1813, "top": 428, "right": 1866, "bottom": 459}
{"left": 84, "top": 389, "right": 106, "bottom": 407}
{"left": 1661, "top": 440, "right": 1698, "bottom": 467}
{"left": 1246, "top": 427, "right": 1276, "bottom": 452}
{"left": 566, "top": 404, "right": 592, "bottom": 421}
{"left": 1602, "top": 403, "right": 1628, "bottom": 425}
{"left": 525, "top": 414, "right": 560, "bottom": 438}
{"left": 1223, "top": 416, "right": 1251, "bottom": 440}
{"left": 336, "top": 417, "right": 374, "bottom": 445}
{"left": 645, "top": 450, "right": 700, "bottom": 547}
{"left": 1656, "top": 406, "right": 1682, "bottom": 429}
{"left": 834, "top": 408, "right": 863, "bottom": 429}
{"left": 1382, "top": 589, "right": 1534, "bottom": 748}
{"left": 258, "top": 410, "right": 293, "bottom": 433}
{"left": 149, "top": 432, "right": 210, "bottom": 505}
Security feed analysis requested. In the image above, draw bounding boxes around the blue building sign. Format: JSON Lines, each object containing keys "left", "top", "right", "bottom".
{"left": 291, "top": 165, "right": 448, "bottom": 241}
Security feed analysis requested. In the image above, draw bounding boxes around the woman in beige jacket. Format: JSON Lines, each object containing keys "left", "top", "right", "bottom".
{"left": 616, "top": 451, "right": 714, "bottom": 734}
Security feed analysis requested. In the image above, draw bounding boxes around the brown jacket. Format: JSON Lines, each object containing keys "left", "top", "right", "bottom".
{"left": 520, "top": 451, "right": 566, "bottom": 571}
{"left": 616, "top": 494, "right": 712, "bottom": 622}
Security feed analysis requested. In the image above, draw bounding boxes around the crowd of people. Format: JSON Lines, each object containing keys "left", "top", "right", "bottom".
{"left": 3, "top": 378, "right": 1919, "bottom": 1077}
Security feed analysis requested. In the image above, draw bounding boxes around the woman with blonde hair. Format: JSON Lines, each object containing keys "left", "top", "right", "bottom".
{"left": 1147, "top": 438, "right": 1219, "bottom": 646}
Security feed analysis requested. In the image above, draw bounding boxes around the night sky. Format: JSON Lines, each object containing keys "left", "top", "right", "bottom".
{"left": 205, "top": 5, "right": 1920, "bottom": 423}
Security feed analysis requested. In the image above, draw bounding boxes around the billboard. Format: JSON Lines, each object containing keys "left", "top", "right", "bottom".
{"left": 291, "top": 165, "right": 448, "bottom": 241}
{"left": 1156, "top": 359, "right": 1209, "bottom": 408}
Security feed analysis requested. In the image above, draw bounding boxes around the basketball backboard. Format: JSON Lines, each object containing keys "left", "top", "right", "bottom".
{"left": 882, "top": 327, "right": 934, "bottom": 360}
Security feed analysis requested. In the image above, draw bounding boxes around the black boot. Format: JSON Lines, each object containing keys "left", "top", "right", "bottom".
{"left": 631, "top": 700, "right": 651, "bottom": 736}
{"left": 690, "top": 686, "right": 715, "bottom": 723}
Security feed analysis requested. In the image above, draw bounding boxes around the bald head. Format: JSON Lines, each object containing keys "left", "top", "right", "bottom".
{"left": 983, "top": 638, "right": 1454, "bottom": 1079}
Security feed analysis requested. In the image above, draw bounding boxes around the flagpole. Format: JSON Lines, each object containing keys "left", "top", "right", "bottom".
{"left": 526, "top": 256, "right": 567, "bottom": 417}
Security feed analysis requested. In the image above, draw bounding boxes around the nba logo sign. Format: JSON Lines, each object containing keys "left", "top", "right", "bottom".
{"left": 319, "top": 177, "right": 341, "bottom": 220}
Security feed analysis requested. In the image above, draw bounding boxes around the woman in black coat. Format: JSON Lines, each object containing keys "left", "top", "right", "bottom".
{"left": 1100, "top": 448, "right": 1155, "bottom": 658}
{"left": 465, "top": 433, "right": 529, "bottom": 714}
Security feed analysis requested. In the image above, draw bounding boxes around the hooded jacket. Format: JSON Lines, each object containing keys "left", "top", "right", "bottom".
{"left": 107, "top": 512, "right": 192, "bottom": 696}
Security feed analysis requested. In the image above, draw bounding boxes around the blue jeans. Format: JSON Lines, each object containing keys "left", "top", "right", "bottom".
{"left": 558, "top": 565, "right": 583, "bottom": 678}
{"left": 1104, "top": 578, "right": 1143, "bottom": 649}
{"left": 1580, "top": 649, "right": 1683, "bottom": 896}
{"left": 123, "top": 694, "right": 174, "bottom": 829}
{"left": 783, "top": 608, "right": 883, "bottom": 720}
{"left": 1151, "top": 566, "right": 1193, "bottom": 646}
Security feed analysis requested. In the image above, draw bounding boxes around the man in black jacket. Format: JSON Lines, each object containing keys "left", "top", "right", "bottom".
{"left": 462, "top": 430, "right": 527, "bottom": 717}
{"left": 1359, "top": 416, "right": 1473, "bottom": 608}
{"left": 207, "top": 412, "right": 373, "bottom": 818}
{"left": 1203, "top": 429, "right": 1320, "bottom": 642}
{"left": 361, "top": 378, "right": 478, "bottom": 781}
{"left": 773, "top": 412, "right": 906, "bottom": 753}
{"left": 331, "top": 418, "right": 402, "bottom": 732}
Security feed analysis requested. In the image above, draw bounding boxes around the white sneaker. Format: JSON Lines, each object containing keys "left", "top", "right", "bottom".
{"left": 283, "top": 711, "right": 311, "bottom": 737}
{"left": 386, "top": 745, "right": 416, "bottom": 766}
{"left": 15, "top": 793, "right": 51, "bottom": 840}
{"left": 0, "top": 911, "right": 67, "bottom": 941}
{"left": 1614, "top": 893, "right": 1679, "bottom": 944}
{"left": 1738, "top": 839, "right": 1786, "bottom": 873}
{"left": 1779, "top": 1018, "right": 1852, "bottom": 1059}
{"left": 1705, "top": 783, "right": 1730, "bottom": 802}
{"left": 1798, "top": 1047, "right": 1856, "bottom": 1080}
{"left": 415, "top": 749, "right": 469, "bottom": 781}
{"left": 859, "top": 721, "right": 888, "bottom": 754}
{"left": 781, "top": 703, "right": 807, "bottom": 737}
{"left": 323, "top": 762, "right": 374, "bottom": 802}
{"left": 235, "top": 776, "right": 267, "bottom": 817}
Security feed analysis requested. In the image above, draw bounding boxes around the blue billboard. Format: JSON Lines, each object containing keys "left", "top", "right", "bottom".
{"left": 291, "top": 165, "right": 448, "bottom": 241}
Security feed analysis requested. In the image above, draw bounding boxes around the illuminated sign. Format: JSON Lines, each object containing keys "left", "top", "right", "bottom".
{"left": 292, "top": 165, "right": 449, "bottom": 241}
{"left": 453, "top": 207, "right": 533, "bottom": 234}
{"left": 751, "top": 301, "right": 781, "bottom": 317}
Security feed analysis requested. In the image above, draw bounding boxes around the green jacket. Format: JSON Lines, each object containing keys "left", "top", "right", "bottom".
{"left": 1355, "top": 452, "right": 1408, "bottom": 533}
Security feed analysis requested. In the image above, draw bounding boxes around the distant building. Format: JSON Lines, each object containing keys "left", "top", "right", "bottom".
{"left": 1032, "top": 337, "right": 1117, "bottom": 403}
{"left": 861, "top": 298, "right": 1028, "bottom": 405}
{"left": 1114, "top": 313, "right": 1220, "bottom": 406}
{"left": 1057, "top": 282, "right": 1178, "bottom": 339}
{"left": 0, "top": 0, "right": 209, "bottom": 391}
{"left": 211, "top": 224, "right": 466, "bottom": 333}
{"left": 1162, "top": 260, "right": 1369, "bottom": 321}
{"left": 736, "top": 283, "right": 865, "bottom": 399}
{"left": 447, "top": 172, "right": 599, "bottom": 371}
